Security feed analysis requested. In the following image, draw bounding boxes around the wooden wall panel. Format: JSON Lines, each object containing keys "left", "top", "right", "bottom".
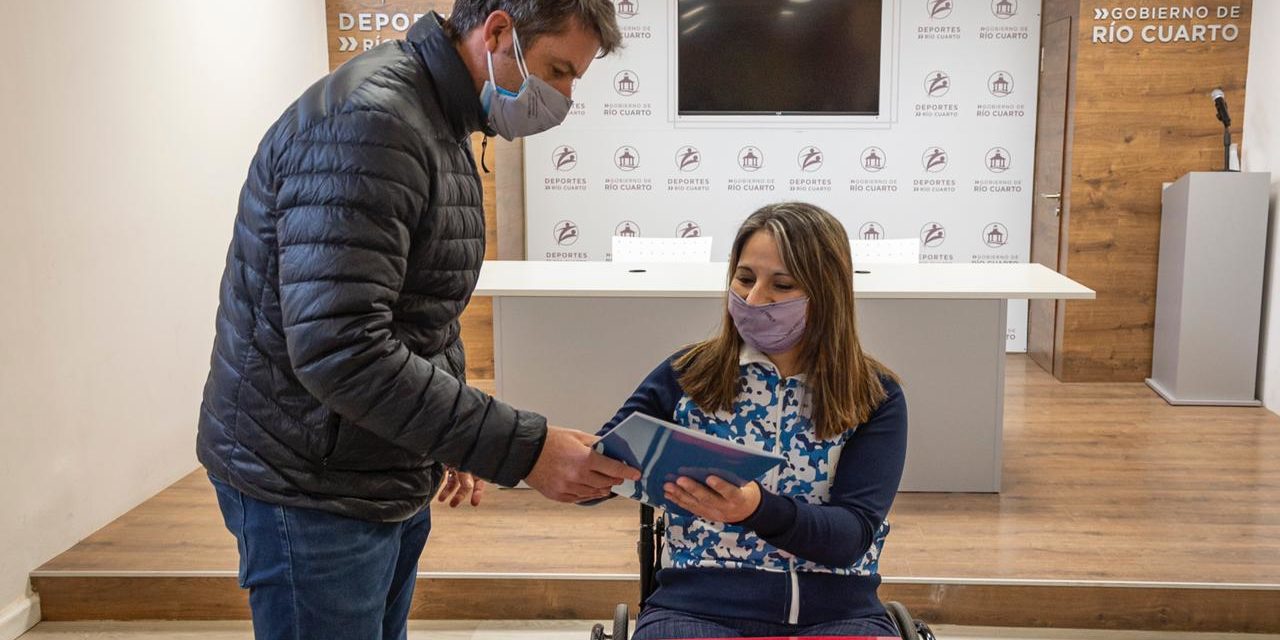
{"left": 1057, "top": 1, "right": 1253, "bottom": 381}
{"left": 464, "top": 131, "right": 497, "bottom": 380}
{"left": 326, "top": 1, "right": 454, "bottom": 71}
{"left": 325, "top": 1, "right": 497, "bottom": 380}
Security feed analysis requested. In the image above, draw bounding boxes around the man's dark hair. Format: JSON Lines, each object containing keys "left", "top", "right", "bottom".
{"left": 445, "top": 0, "right": 623, "bottom": 56}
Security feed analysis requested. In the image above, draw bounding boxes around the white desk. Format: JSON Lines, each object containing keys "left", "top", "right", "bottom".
{"left": 476, "top": 262, "right": 1094, "bottom": 492}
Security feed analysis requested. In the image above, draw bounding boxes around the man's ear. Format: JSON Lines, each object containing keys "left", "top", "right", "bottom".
{"left": 481, "top": 10, "right": 514, "bottom": 54}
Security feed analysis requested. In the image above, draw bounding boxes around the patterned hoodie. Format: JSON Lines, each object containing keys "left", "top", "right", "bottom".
{"left": 597, "top": 347, "right": 907, "bottom": 625}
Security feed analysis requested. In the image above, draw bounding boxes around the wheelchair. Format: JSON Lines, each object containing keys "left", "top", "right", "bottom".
{"left": 591, "top": 505, "right": 935, "bottom": 640}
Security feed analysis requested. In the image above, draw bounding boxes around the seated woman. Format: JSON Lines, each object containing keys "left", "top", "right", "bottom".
{"left": 598, "top": 202, "right": 907, "bottom": 639}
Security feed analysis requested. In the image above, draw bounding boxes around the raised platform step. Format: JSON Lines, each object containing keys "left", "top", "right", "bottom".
{"left": 31, "top": 359, "right": 1280, "bottom": 631}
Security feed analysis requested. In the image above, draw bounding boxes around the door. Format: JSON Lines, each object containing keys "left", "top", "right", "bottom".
{"left": 1028, "top": 17, "right": 1071, "bottom": 374}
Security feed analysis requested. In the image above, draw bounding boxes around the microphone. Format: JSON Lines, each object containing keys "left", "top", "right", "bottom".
{"left": 1210, "top": 88, "right": 1236, "bottom": 171}
{"left": 1211, "top": 88, "right": 1231, "bottom": 127}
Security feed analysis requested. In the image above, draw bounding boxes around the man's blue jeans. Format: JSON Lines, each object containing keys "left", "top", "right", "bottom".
{"left": 210, "top": 475, "right": 432, "bottom": 640}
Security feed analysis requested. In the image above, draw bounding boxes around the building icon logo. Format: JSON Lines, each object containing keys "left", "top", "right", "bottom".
{"left": 614, "top": 70, "right": 638, "bottom": 97}
{"left": 988, "top": 71, "right": 1014, "bottom": 97}
{"left": 616, "top": 0, "right": 638, "bottom": 19}
{"left": 986, "top": 147, "right": 1011, "bottom": 173}
{"left": 554, "top": 220, "right": 580, "bottom": 246}
{"left": 677, "top": 221, "right": 702, "bottom": 238}
{"left": 859, "top": 222, "right": 885, "bottom": 240}
{"left": 928, "top": 0, "right": 953, "bottom": 19}
{"left": 797, "top": 146, "right": 824, "bottom": 172}
{"left": 552, "top": 146, "right": 578, "bottom": 172}
{"left": 921, "top": 222, "right": 947, "bottom": 248}
{"left": 861, "top": 147, "right": 887, "bottom": 172}
{"left": 739, "top": 146, "right": 765, "bottom": 172}
{"left": 992, "top": 0, "right": 1017, "bottom": 19}
{"left": 615, "top": 221, "right": 640, "bottom": 238}
{"left": 925, "top": 71, "right": 951, "bottom": 98}
{"left": 922, "top": 147, "right": 949, "bottom": 173}
{"left": 675, "top": 146, "right": 701, "bottom": 172}
{"left": 614, "top": 146, "right": 640, "bottom": 171}
{"left": 984, "top": 223, "right": 1010, "bottom": 248}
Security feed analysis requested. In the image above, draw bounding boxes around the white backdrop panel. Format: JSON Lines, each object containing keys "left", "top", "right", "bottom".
{"left": 525, "top": 0, "right": 1041, "bottom": 351}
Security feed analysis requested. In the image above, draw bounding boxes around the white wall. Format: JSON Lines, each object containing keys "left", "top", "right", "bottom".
{"left": 0, "top": 1, "right": 328, "bottom": 636}
{"left": 1245, "top": 2, "right": 1280, "bottom": 412}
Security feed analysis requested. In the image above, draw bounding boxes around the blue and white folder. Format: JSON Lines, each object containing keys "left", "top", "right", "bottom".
{"left": 594, "top": 412, "right": 785, "bottom": 518}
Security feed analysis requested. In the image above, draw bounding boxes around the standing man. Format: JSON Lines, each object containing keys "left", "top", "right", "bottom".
{"left": 196, "top": 2, "right": 635, "bottom": 638}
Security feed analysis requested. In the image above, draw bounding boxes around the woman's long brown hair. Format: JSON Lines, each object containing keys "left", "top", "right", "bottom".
{"left": 674, "top": 202, "right": 898, "bottom": 439}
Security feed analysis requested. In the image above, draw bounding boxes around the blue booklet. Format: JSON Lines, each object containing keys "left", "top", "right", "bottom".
{"left": 594, "top": 412, "right": 786, "bottom": 518}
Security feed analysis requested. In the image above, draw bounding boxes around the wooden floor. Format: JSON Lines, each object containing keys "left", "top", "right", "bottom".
{"left": 31, "top": 357, "right": 1280, "bottom": 631}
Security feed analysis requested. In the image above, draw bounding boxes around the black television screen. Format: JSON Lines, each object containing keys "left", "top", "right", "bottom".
{"left": 677, "top": 0, "right": 883, "bottom": 116}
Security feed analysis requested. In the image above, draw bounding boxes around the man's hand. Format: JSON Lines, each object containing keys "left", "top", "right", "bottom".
{"left": 525, "top": 426, "right": 641, "bottom": 503}
{"left": 436, "top": 468, "right": 485, "bottom": 508}
{"left": 664, "top": 476, "right": 762, "bottom": 524}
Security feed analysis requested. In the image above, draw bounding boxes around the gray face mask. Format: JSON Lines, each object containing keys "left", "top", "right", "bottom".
{"left": 480, "top": 28, "right": 572, "bottom": 141}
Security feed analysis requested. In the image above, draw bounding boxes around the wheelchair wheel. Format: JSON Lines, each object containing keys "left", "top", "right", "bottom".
{"left": 613, "top": 603, "right": 630, "bottom": 640}
{"left": 915, "top": 618, "right": 937, "bottom": 640}
{"left": 589, "top": 622, "right": 605, "bottom": 640}
{"left": 885, "top": 601, "right": 919, "bottom": 640}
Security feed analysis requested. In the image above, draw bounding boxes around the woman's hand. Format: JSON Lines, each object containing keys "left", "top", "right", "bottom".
{"left": 664, "top": 476, "right": 761, "bottom": 523}
{"left": 436, "top": 468, "right": 485, "bottom": 508}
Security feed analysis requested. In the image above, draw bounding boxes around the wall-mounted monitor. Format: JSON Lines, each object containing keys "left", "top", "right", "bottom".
{"left": 674, "top": 0, "right": 891, "bottom": 124}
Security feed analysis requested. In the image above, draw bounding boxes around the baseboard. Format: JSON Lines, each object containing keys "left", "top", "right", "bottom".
{"left": 0, "top": 594, "right": 40, "bottom": 640}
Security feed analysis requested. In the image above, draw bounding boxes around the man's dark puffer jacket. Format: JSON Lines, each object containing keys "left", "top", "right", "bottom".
{"left": 197, "top": 14, "right": 547, "bottom": 522}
